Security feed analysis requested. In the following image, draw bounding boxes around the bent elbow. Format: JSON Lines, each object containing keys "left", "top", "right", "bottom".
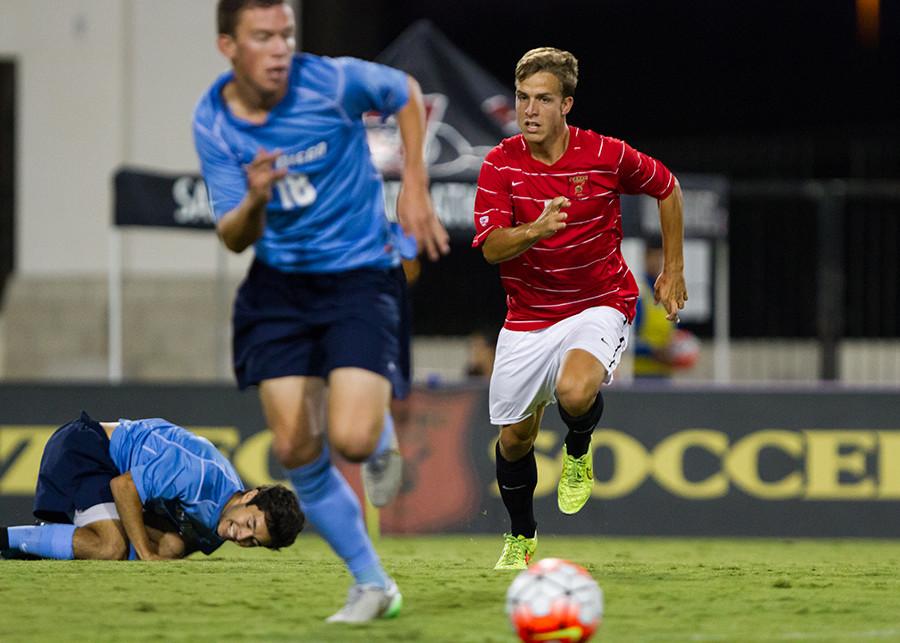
{"left": 482, "top": 247, "right": 501, "bottom": 265}
{"left": 218, "top": 230, "right": 249, "bottom": 254}
{"left": 223, "top": 239, "right": 246, "bottom": 254}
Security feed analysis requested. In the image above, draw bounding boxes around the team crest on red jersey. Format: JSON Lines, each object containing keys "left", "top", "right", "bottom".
{"left": 569, "top": 174, "right": 590, "bottom": 197}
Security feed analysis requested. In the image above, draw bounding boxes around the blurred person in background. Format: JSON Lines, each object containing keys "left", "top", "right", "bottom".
{"left": 633, "top": 237, "right": 699, "bottom": 380}
{"left": 472, "top": 47, "right": 686, "bottom": 569}
{"left": 465, "top": 326, "right": 499, "bottom": 379}
{"left": 1, "top": 412, "right": 303, "bottom": 561}
{"left": 193, "top": 0, "right": 448, "bottom": 622}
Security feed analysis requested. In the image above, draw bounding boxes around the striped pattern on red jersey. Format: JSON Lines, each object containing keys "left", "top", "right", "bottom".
{"left": 472, "top": 126, "right": 676, "bottom": 331}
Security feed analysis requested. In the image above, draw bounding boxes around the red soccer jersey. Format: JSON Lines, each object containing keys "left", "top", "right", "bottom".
{"left": 472, "top": 126, "right": 676, "bottom": 331}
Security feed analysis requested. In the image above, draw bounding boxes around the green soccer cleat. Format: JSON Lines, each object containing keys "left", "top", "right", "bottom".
{"left": 493, "top": 532, "right": 538, "bottom": 570}
{"left": 557, "top": 443, "right": 594, "bottom": 515}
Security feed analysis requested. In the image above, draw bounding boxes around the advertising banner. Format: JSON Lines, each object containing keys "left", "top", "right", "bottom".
{"left": 2, "top": 384, "right": 899, "bottom": 537}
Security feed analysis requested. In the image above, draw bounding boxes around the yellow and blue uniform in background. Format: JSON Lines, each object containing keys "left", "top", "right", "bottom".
{"left": 633, "top": 274, "right": 676, "bottom": 379}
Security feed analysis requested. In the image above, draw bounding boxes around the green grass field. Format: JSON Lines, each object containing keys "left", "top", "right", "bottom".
{"left": 4, "top": 535, "right": 900, "bottom": 642}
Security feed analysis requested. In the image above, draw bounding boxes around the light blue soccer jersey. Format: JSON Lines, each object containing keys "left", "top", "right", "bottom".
{"left": 108, "top": 418, "right": 243, "bottom": 554}
{"left": 192, "top": 53, "right": 410, "bottom": 273}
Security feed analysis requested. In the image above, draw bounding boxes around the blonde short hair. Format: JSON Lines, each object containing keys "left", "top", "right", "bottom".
{"left": 515, "top": 47, "right": 579, "bottom": 97}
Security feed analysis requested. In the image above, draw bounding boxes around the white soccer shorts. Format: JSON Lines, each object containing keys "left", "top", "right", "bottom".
{"left": 488, "top": 306, "right": 630, "bottom": 426}
{"left": 73, "top": 502, "right": 120, "bottom": 527}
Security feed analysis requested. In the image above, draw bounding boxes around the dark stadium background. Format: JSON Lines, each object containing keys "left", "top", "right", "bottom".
{"left": 301, "top": 0, "right": 900, "bottom": 344}
{"left": 303, "top": 0, "right": 900, "bottom": 172}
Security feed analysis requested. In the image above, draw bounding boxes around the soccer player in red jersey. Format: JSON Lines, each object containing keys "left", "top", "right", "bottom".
{"left": 473, "top": 47, "right": 687, "bottom": 569}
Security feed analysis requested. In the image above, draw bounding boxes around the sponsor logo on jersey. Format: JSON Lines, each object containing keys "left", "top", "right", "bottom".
{"left": 275, "top": 141, "right": 328, "bottom": 169}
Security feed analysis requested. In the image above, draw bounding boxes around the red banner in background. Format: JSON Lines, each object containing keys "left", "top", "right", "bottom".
{"left": 337, "top": 387, "right": 483, "bottom": 533}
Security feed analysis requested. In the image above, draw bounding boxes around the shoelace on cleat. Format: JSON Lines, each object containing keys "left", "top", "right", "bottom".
{"left": 563, "top": 456, "right": 587, "bottom": 484}
{"left": 499, "top": 535, "right": 526, "bottom": 565}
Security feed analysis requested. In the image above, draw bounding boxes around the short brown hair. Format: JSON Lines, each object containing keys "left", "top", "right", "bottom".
{"left": 217, "top": 0, "right": 285, "bottom": 36}
{"left": 248, "top": 484, "right": 304, "bottom": 549}
{"left": 515, "top": 47, "right": 579, "bottom": 98}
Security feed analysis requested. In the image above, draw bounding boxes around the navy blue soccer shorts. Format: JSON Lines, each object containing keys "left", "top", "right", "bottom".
{"left": 232, "top": 260, "right": 411, "bottom": 399}
{"left": 33, "top": 411, "right": 119, "bottom": 524}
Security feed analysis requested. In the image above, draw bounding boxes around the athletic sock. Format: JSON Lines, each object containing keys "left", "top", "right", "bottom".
{"left": 287, "top": 445, "right": 388, "bottom": 588}
{"left": 7, "top": 524, "right": 76, "bottom": 559}
{"left": 495, "top": 442, "right": 537, "bottom": 538}
{"left": 367, "top": 411, "right": 396, "bottom": 462}
{"left": 0, "top": 527, "right": 8, "bottom": 550}
{"left": 561, "top": 391, "right": 605, "bottom": 458}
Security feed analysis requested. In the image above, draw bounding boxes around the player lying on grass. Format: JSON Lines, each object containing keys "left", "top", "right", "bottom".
{"left": 0, "top": 412, "right": 304, "bottom": 560}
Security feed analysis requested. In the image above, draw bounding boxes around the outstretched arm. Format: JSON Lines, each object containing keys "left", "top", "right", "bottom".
{"left": 653, "top": 182, "right": 688, "bottom": 321}
{"left": 394, "top": 75, "right": 450, "bottom": 261}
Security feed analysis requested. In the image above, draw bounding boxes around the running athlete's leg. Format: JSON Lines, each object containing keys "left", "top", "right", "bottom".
{"left": 556, "top": 348, "right": 607, "bottom": 458}
{"left": 492, "top": 409, "right": 543, "bottom": 568}
{"left": 556, "top": 348, "right": 607, "bottom": 417}
{"left": 327, "top": 367, "right": 392, "bottom": 463}
{"left": 555, "top": 349, "right": 606, "bottom": 514}
{"left": 496, "top": 406, "right": 545, "bottom": 539}
{"left": 260, "top": 375, "right": 326, "bottom": 469}
{"left": 262, "top": 374, "right": 389, "bottom": 589}
{"left": 498, "top": 408, "right": 543, "bottom": 461}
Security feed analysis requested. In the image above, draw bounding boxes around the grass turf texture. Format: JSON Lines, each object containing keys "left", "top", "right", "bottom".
{"left": 3, "top": 536, "right": 900, "bottom": 642}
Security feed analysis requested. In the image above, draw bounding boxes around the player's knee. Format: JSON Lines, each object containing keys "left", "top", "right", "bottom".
{"left": 330, "top": 433, "right": 376, "bottom": 463}
{"left": 90, "top": 535, "right": 128, "bottom": 561}
{"left": 556, "top": 377, "right": 597, "bottom": 417}
{"left": 105, "top": 539, "right": 129, "bottom": 561}
{"left": 499, "top": 430, "right": 536, "bottom": 461}
{"left": 271, "top": 432, "right": 321, "bottom": 469}
{"left": 328, "top": 415, "right": 381, "bottom": 463}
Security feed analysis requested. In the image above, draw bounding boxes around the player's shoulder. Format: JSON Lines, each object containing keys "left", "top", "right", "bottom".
{"left": 573, "top": 127, "right": 630, "bottom": 168}
{"left": 486, "top": 135, "right": 527, "bottom": 165}
{"left": 575, "top": 127, "right": 623, "bottom": 153}
{"left": 301, "top": 53, "right": 385, "bottom": 83}
{"left": 292, "top": 53, "right": 371, "bottom": 102}
{"left": 192, "top": 69, "right": 233, "bottom": 129}
{"left": 297, "top": 51, "right": 337, "bottom": 74}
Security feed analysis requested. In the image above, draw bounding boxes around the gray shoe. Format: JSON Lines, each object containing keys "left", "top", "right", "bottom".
{"left": 326, "top": 579, "right": 403, "bottom": 623}
{"left": 362, "top": 432, "right": 403, "bottom": 508}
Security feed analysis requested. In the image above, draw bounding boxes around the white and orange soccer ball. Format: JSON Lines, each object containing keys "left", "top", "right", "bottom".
{"left": 505, "top": 558, "right": 604, "bottom": 643}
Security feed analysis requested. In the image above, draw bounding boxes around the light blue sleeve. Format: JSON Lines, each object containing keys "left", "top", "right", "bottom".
{"left": 192, "top": 118, "right": 246, "bottom": 221}
{"left": 337, "top": 57, "right": 410, "bottom": 120}
{"left": 130, "top": 447, "right": 200, "bottom": 506}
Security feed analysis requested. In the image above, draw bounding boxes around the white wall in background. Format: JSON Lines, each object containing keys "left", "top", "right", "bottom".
{"left": 0, "top": 0, "right": 256, "bottom": 276}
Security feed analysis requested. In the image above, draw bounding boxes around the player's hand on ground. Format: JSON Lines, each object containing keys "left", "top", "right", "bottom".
{"left": 531, "top": 196, "right": 569, "bottom": 240}
{"left": 397, "top": 182, "right": 450, "bottom": 261}
{"left": 245, "top": 148, "right": 288, "bottom": 204}
{"left": 654, "top": 271, "right": 688, "bottom": 322}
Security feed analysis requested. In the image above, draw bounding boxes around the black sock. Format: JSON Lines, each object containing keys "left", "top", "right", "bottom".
{"left": 560, "top": 391, "right": 605, "bottom": 458}
{"left": 0, "top": 527, "right": 8, "bottom": 550}
{"left": 495, "top": 442, "right": 537, "bottom": 538}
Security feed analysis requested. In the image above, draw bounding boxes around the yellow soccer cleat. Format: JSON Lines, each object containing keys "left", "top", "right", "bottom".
{"left": 557, "top": 444, "right": 593, "bottom": 515}
{"left": 494, "top": 532, "right": 538, "bottom": 570}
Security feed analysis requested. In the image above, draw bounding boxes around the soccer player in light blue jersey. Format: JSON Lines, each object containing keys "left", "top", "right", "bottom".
{"left": 192, "top": 0, "right": 449, "bottom": 623}
{"left": 0, "top": 412, "right": 304, "bottom": 561}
